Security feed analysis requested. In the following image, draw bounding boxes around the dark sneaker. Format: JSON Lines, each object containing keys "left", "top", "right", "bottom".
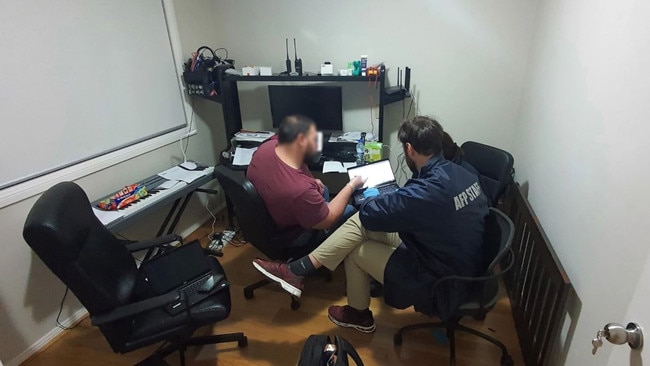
{"left": 328, "top": 305, "right": 376, "bottom": 333}
{"left": 252, "top": 258, "right": 304, "bottom": 297}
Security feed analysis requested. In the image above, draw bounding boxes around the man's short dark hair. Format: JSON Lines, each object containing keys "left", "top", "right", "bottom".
{"left": 277, "top": 115, "right": 316, "bottom": 144}
{"left": 398, "top": 116, "right": 443, "bottom": 156}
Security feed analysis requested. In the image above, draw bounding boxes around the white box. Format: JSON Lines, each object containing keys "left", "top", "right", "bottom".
{"left": 339, "top": 69, "right": 349, "bottom": 76}
{"left": 259, "top": 66, "right": 272, "bottom": 76}
{"left": 242, "top": 66, "right": 259, "bottom": 76}
{"left": 320, "top": 63, "right": 333, "bottom": 76}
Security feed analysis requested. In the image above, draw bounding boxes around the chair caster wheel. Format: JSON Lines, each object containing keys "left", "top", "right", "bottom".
{"left": 501, "top": 354, "right": 513, "bottom": 366}
{"left": 473, "top": 313, "right": 486, "bottom": 321}
{"left": 393, "top": 334, "right": 403, "bottom": 346}
{"left": 238, "top": 337, "right": 248, "bottom": 348}
{"left": 244, "top": 288, "right": 254, "bottom": 299}
{"left": 291, "top": 298, "right": 301, "bottom": 310}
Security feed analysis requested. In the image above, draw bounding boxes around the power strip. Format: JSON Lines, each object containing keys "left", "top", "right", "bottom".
{"left": 206, "top": 229, "right": 237, "bottom": 256}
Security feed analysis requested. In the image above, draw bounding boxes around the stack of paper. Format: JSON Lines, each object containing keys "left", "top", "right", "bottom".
{"left": 234, "top": 131, "right": 275, "bottom": 143}
{"left": 157, "top": 166, "right": 213, "bottom": 183}
{"left": 322, "top": 161, "right": 357, "bottom": 173}
{"left": 233, "top": 147, "right": 258, "bottom": 166}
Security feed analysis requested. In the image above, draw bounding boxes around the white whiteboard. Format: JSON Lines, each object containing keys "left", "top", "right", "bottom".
{"left": 0, "top": 0, "right": 187, "bottom": 189}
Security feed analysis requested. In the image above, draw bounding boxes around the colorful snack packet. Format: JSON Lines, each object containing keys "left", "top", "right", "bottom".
{"left": 97, "top": 184, "right": 148, "bottom": 211}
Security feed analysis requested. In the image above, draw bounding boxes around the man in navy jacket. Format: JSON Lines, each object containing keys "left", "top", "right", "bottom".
{"left": 253, "top": 116, "right": 488, "bottom": 333}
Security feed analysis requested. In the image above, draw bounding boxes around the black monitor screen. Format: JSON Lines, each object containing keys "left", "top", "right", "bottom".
{"left": 268, "top": 85, "right": 343, "bottom": 131}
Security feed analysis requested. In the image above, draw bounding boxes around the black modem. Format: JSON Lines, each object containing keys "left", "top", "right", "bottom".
{"left": 385, "top": 67, "right": 404, "bottom": 95}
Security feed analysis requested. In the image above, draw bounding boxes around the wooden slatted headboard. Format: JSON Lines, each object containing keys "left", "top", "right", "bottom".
{"left": 501, "top": 184, "right": 573, "bottom": 366}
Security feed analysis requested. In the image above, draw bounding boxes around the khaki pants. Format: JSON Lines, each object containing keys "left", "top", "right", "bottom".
{"left": 311, "top": 213, "right": 401, "bottom": 309}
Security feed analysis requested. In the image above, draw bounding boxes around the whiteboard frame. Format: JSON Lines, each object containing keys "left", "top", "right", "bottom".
{"left": 0, "top": 0, "right": 194, "bottom": 208}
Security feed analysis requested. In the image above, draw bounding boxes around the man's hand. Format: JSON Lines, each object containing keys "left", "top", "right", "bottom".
{"left": 315, "top": 178, "right": 325, "bottom": 189}
{"left": 348, "top": 176, "right": 367, "bottom": 190}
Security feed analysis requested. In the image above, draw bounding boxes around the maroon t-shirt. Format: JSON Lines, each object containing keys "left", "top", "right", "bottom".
{"left": 247, "top": 136, "right": 328, "bottom": 235}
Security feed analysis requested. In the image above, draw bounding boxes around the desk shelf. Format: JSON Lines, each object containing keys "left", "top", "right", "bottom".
{"left": 225, "top": 74, "right": 372, "bottom": 82}
{"left": 192, "top": 94, "right": 223, "bottom": 104}
{"left": 196, "top": 65, "right": 411, "bottom": 152}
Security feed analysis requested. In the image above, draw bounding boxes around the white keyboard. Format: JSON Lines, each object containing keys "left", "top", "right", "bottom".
{"left": 92, "top": 166, "right": 213, "bottom": 225}
{"left": 118, "top": 181, "right": 188, "bottom": 218}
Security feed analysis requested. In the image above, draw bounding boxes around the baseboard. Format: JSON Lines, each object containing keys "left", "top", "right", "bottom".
{"left": 7, "top": 307, "right": 88, "bottom": 366}
{"left": 177, "top": 202, "right": 227, "bottom": 239}
{"left": 7, "top": 203, "right": 226, "bottom": 366}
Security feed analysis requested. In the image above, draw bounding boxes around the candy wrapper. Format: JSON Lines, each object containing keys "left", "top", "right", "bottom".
{"left": 97, "top": 184, "right": 148, "bottom": 211}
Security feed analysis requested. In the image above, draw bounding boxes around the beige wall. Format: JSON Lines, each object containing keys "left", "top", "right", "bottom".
{"left": 513, "top": 0, "right": 650, "bottom": 364}
{"left": 208, "top": 0, "right": 539, "bottom": 183}
{"left": 0, "top": 0, "right": 226, "bottom": 364}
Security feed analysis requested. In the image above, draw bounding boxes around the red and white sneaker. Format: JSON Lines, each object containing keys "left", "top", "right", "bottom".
{"left": 252, "top": 258, "right": 304, "bottom": 297}
{"left": 328, "top": 305, "right": 376, "bottom": 333}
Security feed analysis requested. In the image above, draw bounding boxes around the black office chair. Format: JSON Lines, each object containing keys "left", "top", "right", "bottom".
{"left": 461, "top": 141, "right": 514, "bottom": 206}
{"left": 214, "top": 165, "right": 328, "bottom": 310}
{"left": 393, "top": 208, "right": 515, "bottom": 366}
{"left": 23, "top": 182, "right": 247, "bottom": 366}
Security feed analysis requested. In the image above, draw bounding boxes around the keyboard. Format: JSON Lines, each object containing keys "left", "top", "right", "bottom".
{"left": 166, "top": 273, "right": 227, "bottom": 315}
{"left": 353, "top": 183, "right": 399, "bottom": 205}
{"left": 115, "top": 175, "right": 188, "bottom": 218}
{"left": 91, "top": 165, "right": 215, "bottom": 231}
{"left": 375, "top": 184, "right": 399, "bottom": 194}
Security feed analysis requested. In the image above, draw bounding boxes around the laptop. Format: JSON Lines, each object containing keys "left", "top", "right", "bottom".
{"left": 347, "top": 159, "right": 399, "bottom": 205}
{"left": 141, "top": 241, "right": 228, "bottom": 315}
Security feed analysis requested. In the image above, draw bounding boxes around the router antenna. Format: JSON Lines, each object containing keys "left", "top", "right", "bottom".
{"left": 286, "top": 38, "right": 290, "bottom": 59}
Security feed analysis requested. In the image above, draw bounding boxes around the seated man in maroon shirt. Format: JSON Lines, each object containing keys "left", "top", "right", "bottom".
{"left": 247, "top": 115, "right": 364, "bottom": 250}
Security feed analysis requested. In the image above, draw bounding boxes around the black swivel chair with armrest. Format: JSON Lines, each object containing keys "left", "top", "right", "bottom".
{"left": 214, "top": 165, "right": 329, "bottom": 311}
{"left": 393, "top": 208, "right": 516, "bottom": 366}
{"left": 461, "top": 141, "right": 515, "bottom": 206}
{"left": 22, "top": 182, "right": 247, "bottom": 366}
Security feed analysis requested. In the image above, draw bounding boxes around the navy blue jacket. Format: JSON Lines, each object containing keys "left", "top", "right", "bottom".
{"left": 359, "top": 155, "right": 488, "bottom": 318}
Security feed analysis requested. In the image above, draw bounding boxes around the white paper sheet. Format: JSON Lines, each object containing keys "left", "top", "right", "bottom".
{"left": 323, "top": 161, "right": 345, "bottom": 173}
{"left": 233, "top": 147, "right": 258, "bottom": 166}
{"left": 92, "top": 207, "right": 123, "bottom": 225}
{"left": 157, "top": 166, "right": 207, "bottom": 183}
{"left": 323, "top": 161, "right": 358, "bottom": 173}
{"left": 157, "top": 180, "right": 183, "bottom": 190}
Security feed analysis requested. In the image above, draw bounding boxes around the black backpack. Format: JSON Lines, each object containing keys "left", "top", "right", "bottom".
{"left": 298, "top": 335, "right": 364, "bottom": 366}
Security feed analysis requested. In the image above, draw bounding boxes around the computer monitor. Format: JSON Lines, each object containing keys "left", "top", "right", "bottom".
{"left": 268, "top": 85, "right": 343, "bottom": 131}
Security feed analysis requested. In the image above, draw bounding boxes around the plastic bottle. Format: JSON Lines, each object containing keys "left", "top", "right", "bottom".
{"left": 356, "top": 132, "right": 366, "bottom": 165}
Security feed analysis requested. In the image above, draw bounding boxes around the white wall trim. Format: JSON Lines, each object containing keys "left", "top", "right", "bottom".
{"left": 6, "top": 307, "right": 88, "bottom": 366}
{"left": 0, "top": 129, "right": 196, "bottom": 209}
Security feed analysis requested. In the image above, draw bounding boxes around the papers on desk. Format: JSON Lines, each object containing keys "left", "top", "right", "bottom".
{"left": 157, "top": 166, "right": 213, "bottom": 183}
{"left": 322, "top": 161, "right": 357, "bottom": 173}
{"left": 232, "top": 147, "right": 258, "bottom": 166}
{"left": 234, "top": 131, "right": 275, "bottom": 143}
{"left": 92, "top": 207, "right": 123, "bottom": 225}
{"left": 157, "top": 179, "right": 186, "bottom": 190}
